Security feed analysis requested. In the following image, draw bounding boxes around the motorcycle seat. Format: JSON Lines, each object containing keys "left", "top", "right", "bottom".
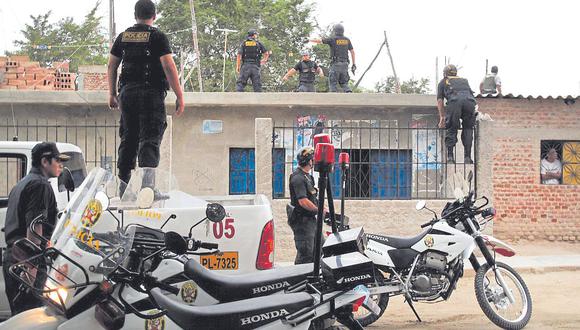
{"left": 366, "top": 229, "right": 430, "bottom": 249}
{"left": 150, "top": 288, "right": 313, "bottom": 330}
{"left": 184, "top": 259, "right": 312, "bottom": 302}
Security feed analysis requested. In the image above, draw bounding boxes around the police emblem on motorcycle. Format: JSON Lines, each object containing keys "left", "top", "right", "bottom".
{"left": 80, "top": 199, "right": 102, "bottom": 228}
{"left": 180, "top": 281, "right": 198, "bottom": 304}
{"left": 424, "top": 235, "right": 434, "bottom": 248}
{"left": 145, "top": 312, "right": 165, "bottom": 330}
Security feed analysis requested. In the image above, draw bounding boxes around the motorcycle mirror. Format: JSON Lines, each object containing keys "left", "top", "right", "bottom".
{"left": 11, "top": 238, "right": 42, "bottom": 262}
{"left": 206, "top": 203, "right": 226, "bottom": 223}
{"left": 58, "top": 167, "right": 75, "bottom": 193}
{"left": 137, "top": 187, "right": 154, "bottom": 209}
{"left": 415, "top": 200, "right": 426, "bottom": 211}
{"left": 95, "top": 191, "right": 110, "bottom": 211}
{"left": 165, "top": 231, "right": 187, "bottom": 255}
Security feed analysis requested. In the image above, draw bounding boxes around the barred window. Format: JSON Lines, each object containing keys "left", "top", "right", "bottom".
{"left": 540, "top": 140, "right": 580, "bottom": 185}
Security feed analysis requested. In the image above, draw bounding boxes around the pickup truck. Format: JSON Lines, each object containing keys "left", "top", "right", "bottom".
{"left": 0, "top": 141, "right": 275, "bottom": 319}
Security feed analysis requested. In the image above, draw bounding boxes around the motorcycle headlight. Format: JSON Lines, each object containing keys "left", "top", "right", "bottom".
{"left": 45, "top": 282, "right": 68, "bottom": 305}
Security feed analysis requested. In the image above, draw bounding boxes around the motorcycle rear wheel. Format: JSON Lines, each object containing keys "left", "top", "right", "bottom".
{"left": 474, "top": 262, "right": 532, "bottom": 330}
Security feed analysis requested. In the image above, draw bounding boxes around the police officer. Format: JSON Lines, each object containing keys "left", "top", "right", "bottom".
{"left": 236, "top": 29, "right": 270, "bottom": 92}
{"left": 281, "top": 50, "right": 324, "bottom": 92}
{"left": 288, "top": 147, "right": 326, "bottom": 264}
{"left": 107, "top": 0, "right": 184, "bottom": 192}
{"left": 480, "top": 65, "right": 502, "bottom": 95}
{"left": 311, "top": 24, "right": 356, "bottom": 92}
{"left": 437, "top": 64, "right": 477, "bottom": 164}
{"left": 3, "top": 142, "right": 68, "bottom": 315}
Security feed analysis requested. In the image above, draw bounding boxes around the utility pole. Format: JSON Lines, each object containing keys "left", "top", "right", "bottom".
{"left": 435, "top": 56, "right": 439, "bottom": 92}
{"left": 189, "top": 0, "right": 203, "bottom": 92}
{"left": 108, "top": 0, "right": 116, "bottom": 48}
{"left": 216, "top": 28, "right": 238, "bottom": 92}
{"left": 384, "top": 31, "right": 400, "bottom": 93}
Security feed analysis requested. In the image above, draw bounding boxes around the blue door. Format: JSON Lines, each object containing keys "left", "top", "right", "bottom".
{"left": 370, "top": 150, "right": 411, "bottom": 199}
{"left": 229, "top": 148, "right": 255, "bottom": 195}
{"left": 272, "top": 148, "right": 285, "bottom": 198}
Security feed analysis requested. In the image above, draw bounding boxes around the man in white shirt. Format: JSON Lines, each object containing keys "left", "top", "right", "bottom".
{"left": 541, "top": 148, "right": 562, "bottom": 184}
{"left": 480, "top": 66, "right": 502, "bottom": 95}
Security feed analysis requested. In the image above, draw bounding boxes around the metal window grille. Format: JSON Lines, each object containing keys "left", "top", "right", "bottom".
{"left": 541, "top": 140, "right": 580, "bottom": 185}
{"left": 272, "top": 119, "right": 477, "bottom": 200}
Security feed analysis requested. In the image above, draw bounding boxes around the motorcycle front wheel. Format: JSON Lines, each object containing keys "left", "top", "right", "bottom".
{"left": 352, "top": 269, "right": 389, "bottom": 327}
{"left": 474, "top": 262, "right": 532, "bottom": 330}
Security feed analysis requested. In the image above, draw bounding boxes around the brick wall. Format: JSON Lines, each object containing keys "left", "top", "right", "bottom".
{"left": 0, "top": 55, "right": 74, "bottom": 91}
{"left": 478, "top": 98, "right": 580, "bottom": 242}
{"left": 82, "top": 73, "right": 108, "bottom": 90}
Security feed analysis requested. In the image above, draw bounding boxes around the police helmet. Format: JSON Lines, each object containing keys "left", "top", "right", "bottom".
{"left": 247, "top": 29, "right": 258, "bottom": 37}
{"left": 297, "top": 146, "right": 315, "bottom": 167}
{"left": 333, "top": 24, "right": 344, "bottom": 36}
{"left": 491, "top": 65, "right": 498, "bottom": 73}
{"left": 443, "top": 64, "right": 458, "bottom": 77}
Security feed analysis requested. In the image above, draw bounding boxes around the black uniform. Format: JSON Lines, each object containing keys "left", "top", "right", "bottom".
{"left": 293, "top": 60, "right": 319, "bottom": 92}
{"left": 3, "top": 167, "right": 58, "bottom": 315}
{"left": 437, "top": 76, "right": 477, "bottom": 158}
{"left": 110, "top": 24, "right": 171, "bottom": 183}
{"left": 288, "top": 168, "right": 320, "bottom": 264}
{"left": 322, "top": 36, "right": 353, "bottom": 92}
{"left": 236, "top": 37, "right": 268, "bottom": 92}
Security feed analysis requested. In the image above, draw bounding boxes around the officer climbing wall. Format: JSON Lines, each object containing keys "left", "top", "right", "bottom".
{"left": 287, "top": 147, "right": 325, "bottom": 264}
{"left": 108, "top": 0, "right": 184, "bottom": 194}
{"left": 437, "top": 64, "right": 477, "bottom": 164}
{"left": 236, "top": 29, "right": 270, "bottom": 92}
{"left": 480, "top": 65, "right": 502, "bottom": 95}
{"left": 282, "top": 50, "right": 324, "bottom": 92}
{"left": 311, "top": 24, "right": 356, "bottom": 92}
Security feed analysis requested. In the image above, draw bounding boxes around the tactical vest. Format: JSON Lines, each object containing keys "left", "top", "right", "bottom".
{"left": 444, "top": 76, "right": 474, "bottom": 100}
{"left": 330, "top": 36, "right": 350, "bottom": 63}
{"left": 482, "top": 74, "right": 497, "bottom": 93}
{"left": 242, "top": 38, "right": 261, "bottom": 63}
{"left": 298, "top": 61, "right": 317, "bottom": 83}
{"left": 119, "top": 24, "right": 168, "bottom": 90}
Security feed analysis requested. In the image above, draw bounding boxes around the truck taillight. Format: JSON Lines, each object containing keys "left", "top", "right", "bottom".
{"left": 256, "top": 220, "right": 275, "bottom": 270}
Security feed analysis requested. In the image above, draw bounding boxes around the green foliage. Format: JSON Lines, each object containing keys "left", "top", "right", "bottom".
{"left": 157, "top": 0, "right": 315, "bottom": 92}
{"left": 375, "top": 76, "right": 431, "bottom": 94}
{"left": 13, "top": 2, "right": 107, "bottom": 71}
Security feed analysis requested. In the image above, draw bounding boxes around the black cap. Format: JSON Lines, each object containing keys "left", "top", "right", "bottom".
{"left": 32, "top": 142, "right": 70, "bottom": 165}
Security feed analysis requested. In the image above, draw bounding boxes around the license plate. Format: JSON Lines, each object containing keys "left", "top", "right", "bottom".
{"left": 200, "top": 252, "right": 239, "bottom": 270}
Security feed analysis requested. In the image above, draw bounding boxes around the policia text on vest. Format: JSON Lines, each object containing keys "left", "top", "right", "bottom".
{"left": 236, "top": 30, "right": 270, "bottom": 92}
{"left": 107, "top": 0, "right": 185, "bottom": 187}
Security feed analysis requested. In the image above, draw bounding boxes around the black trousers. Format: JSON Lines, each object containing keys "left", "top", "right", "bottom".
{"left": 236, "top": 63, "right": 262, "bottom": 92}
{"left": 3, "top": 247, "right": 43, "bottom": 315}
{"left": 329, "top": 62, "right": 351, "bottom": 92}
{"left": 289, "top": 215, "right": 324, "bottom": 265}
{"left": 297, "top": 82, "right": 316, "bottom": 92}
{"left": 445, "top": 97, "right": 476, "bottom": 155}
{"left": 117, "top": 84, "right": 167, "bottom": 182}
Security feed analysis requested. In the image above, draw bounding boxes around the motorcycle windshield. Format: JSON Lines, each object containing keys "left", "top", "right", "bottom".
{"left": 452, "top": 172, "right": 470, "bottom": 200}
{"left": 51, "top": 168, "right": 135, "bottom": 276}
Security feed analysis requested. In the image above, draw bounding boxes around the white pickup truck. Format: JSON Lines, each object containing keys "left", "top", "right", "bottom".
{"left": 0, "top": 141, "right": 275, "bottom": 319}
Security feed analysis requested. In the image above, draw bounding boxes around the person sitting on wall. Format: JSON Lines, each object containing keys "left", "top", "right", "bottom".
{"left": 541, "top": 148, "right": 562, "bottom": 185}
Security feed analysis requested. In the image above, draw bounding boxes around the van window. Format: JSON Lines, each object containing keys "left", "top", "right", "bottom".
{"left": 0, "top": 154, "right": 27, "bottom": 201}
{"left": 60, "top": 152, "right": 87, "bottom": 191}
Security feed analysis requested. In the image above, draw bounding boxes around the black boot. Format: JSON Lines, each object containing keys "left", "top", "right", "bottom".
{"left": 447, "top": 148, "right": 455, "bottom": 164}
{"left": 464, "top": 148, "right": 473, "bottom": 164}
{"left": 142, "top": 168, "right": 170, "bottom": 201}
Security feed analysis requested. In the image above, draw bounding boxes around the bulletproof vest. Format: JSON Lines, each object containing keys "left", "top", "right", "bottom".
{"left": 482, "top": 74, "right": 497, "bottom": 93}
{"left": 330, "top": 36, "right": 350, "bottom": 63}
{"left": 242, "top": 38, "right": 261, "bottom": 63}
{"left": 444, "top": 76, "right": 474, "bottom": 100}
{"left": 119, "top": 24, "right": 168, "bottom": 90}
{"left": 298, "top": 61, "right": 317, "bottom": 83}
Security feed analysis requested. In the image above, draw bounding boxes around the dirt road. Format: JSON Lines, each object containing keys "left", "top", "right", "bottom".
{"left": 370, "top": 270, "right": 579, "bottom": 329}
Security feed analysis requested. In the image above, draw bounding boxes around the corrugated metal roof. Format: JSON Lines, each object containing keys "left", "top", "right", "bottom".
{"left": 476, "top": 93, "right": 579, "bottom": 102}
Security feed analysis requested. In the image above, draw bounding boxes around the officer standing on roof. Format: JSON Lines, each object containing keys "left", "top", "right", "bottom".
{"left": 437, "top": 64, "right": 477, "bottom": 164}
{"left": 107, "top": 0, "right": 184, "bottom": 195}
{"left": 3, "top": 142, "right": 68, "bottom": 315}
{"left": 288, "top": 147, "right": 325, "bottom": 264}
{"left": 236, "top": 29, "right": 270, "bottom": 92}
{"left": 282, "top": 50, "right": 324, "bottom": 92}
{"left": 311, "top": 24, "right": 356, "bottom": 92}
{"left": 480, "top": 65, "right": 502, "bottom": 95}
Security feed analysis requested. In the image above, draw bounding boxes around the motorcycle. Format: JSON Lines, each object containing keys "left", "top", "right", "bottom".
{"left": 351, "top": 171, "right": 533, "bottom": 329}
{"left": 1, "top": 168, "right": 379, "bottom": 329}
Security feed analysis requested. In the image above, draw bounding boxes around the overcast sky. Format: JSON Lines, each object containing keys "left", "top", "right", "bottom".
{"left": 1, "top": 0, "right": 578, "bottom": 96}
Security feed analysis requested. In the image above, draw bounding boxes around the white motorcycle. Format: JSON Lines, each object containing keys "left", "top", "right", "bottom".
{"left": 353, "top": 172, "right": 533, "bottom": 330}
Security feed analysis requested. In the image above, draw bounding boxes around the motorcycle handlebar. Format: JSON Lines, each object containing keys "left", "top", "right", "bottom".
{"left": 199, "top": 242, "right": 219, "bottom": 250}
